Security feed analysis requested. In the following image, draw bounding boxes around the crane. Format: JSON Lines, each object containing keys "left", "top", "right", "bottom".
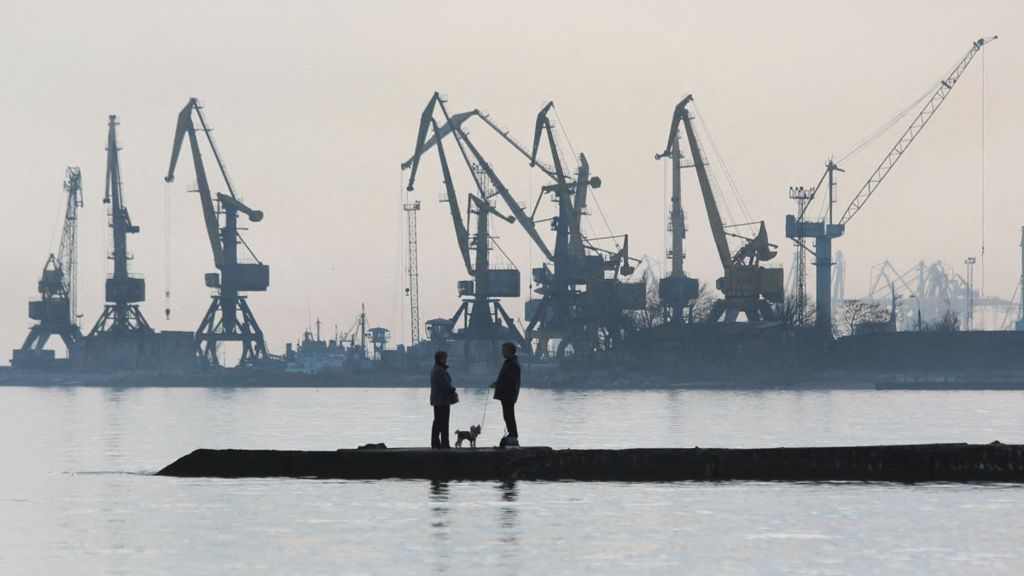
{"left": 523, "top": 102, "right": 641, "bottom": 356}
{"left": 671, "top": 95, "right": 784, "bottom": 322}
{"left": 404, "top": 93, "right": 527, "bottom": 359}
{"left": 403, "top": 200, "right": 422, "bottom": 346}
{"left": 165, "top": 98, "right": 270, "bottom": 366}
{"left": 405, "top": 95, "right": 642, "bottom": 357}
{"left": 786, "top": 36, "right": 996, "bottom": 336}
{"left": 13, "top": 168, "right": 84, "bottom": 367}
{"left": 89, "top": 115, "right": 152, "bottom": 337}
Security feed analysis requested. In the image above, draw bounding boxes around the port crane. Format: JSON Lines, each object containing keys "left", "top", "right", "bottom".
{"left": 786, "top": 36, "right": 996, "bottom": 335}
{"left": 406, "top": 96, "right": 642, "bottom": 357}
{"left": 89, "top": 115, "right": 152, "bottom": 337}
{"left": 165, "top": 98, "right": 270, "bottom": 366}
{"left": 13, "top": 168, "right": 84, "bottom": 367}
{"left": 404, "top": 93, "right": 527, "bottom": 358}
{"left": 669, "top": 95, "right": 784, "bottom": 322}
{"left": 523, "top": 102, "right": 641, "bottom": 356}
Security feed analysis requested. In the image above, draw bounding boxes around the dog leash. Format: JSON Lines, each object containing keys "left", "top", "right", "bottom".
{"left": 480, "top": 391, "right": 490, "bottom": 429}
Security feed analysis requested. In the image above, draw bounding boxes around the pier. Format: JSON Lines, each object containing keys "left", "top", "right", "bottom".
{"left": 158, "top": 443, "right": 1024, "bottom": 483}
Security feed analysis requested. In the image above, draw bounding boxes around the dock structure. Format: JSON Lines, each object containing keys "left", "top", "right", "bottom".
{"left": 158, "top": 443, "right": 1024, "bottom": 483}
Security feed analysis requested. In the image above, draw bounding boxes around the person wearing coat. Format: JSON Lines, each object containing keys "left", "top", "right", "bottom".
{"left": 430, "top": 350, "right": 456, "bottom": 449}
{"left": 492, "top": 342, "right": 521, "bottom": 446}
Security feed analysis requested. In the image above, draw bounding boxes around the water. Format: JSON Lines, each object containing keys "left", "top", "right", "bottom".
{"left": 2, "top": 386, "right": 1023, "bottom": 574}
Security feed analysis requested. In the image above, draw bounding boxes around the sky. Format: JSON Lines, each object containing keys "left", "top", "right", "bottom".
{"left": 0, "top": 1, "right": 1021, "bottom": 362}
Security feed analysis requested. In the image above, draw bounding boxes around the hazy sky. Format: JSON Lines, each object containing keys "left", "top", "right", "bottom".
{"left": 1, "top": 1, "right": 1020, "bottom": 362}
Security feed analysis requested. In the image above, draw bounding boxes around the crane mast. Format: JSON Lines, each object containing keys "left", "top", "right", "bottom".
{"left": 89, "top": 115, "right": 152, "bottom": 337}
{"left": 655, "top": 100, "right": 700, "bottom": 321}
{"left": 13, "top": 168, "right": 84, "bottom": 367}
{"left": 786, "top": 36, "right": 995, "bottom": 336}
{"left": 165, "top": 98, "right": 270, "bottom": 366}
{"left": 403, "top": 200, "right": 422, "bottom": 346}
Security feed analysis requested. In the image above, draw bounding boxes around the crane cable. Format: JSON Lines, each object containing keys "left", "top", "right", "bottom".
{"left": 836, "top": 80, "right": 939, "bottom": 165}
{"left": 980, "top": 47, "right": 986, "bottom": 299}
{"left": 691, "top": 112, "right": 741, "bottom": 238}
{"left": 694, "top": 102, "right": 753, "bottom": 225}
{"left": 393, "top": 169, "right": 404, "bottom": 346}
{"left": 692, "top": 102, "right": 756, "bottom": 241}
{"left": 164, "top": 180, "right": 172, "bottom": 319}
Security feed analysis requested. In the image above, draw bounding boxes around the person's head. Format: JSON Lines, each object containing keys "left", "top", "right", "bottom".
{"left": 434, "top": 350, "right": 448, "bottom": 366}
{"left": 501, "top": 342, "right": 516, "bottom": 359}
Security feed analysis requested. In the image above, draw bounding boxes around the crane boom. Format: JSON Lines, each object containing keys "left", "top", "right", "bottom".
{"left": 404, "top": 92, "right": 554, "bottom": 261}
{"left": 166, "top": 99, "right": 224, "bottom": 268}
{"left": 459, "top": 129, "right": 554, "bottom": 261}
{"left": 402, "top": 107, "right": 559, "bottom": 180}
{"left": 531, "top": 102, "right": 570, "bottom": 183}
{"left": 476, "top": 112, "right": 557, "bottom": 178}
{"left": 839, "top": 36, "right": 996, "bottom": 225}
{"left": 678, "top": 95, "right": 733, "bottom": 271}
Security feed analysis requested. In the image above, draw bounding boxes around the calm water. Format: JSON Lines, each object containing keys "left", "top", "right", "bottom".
{"left": 1, "top": 386, "right": 1023, "bottom": 574}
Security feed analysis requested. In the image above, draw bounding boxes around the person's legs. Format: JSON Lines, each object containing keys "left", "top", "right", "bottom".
{"left": 431, "top": 405, "right": 444, "bottom": 448}
{"left": 439, "top": 405, "right": 451, "bottom": 448}
{"left": 501, "top": 400, "right": 518, "bottom": 438}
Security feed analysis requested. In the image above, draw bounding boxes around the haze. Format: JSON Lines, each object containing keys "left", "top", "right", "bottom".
{"left": 1, "top": 0, "right": 1021, "bottom": 359}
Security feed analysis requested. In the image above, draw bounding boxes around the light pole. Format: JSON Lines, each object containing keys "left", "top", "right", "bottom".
{"left": 907, "top": 294, "right": 922, "bottom": 331}
{"left": 965, "top": 256, "right": 977, "bottom": 331}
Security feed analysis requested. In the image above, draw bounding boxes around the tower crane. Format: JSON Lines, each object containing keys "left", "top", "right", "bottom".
{"left": 786, "top": 36, "right": 996, "bottom": 336}
{"left": 89, "top": 115, "right": 152, "bottom": 337}
{"left": 670, "top": 95, "right": 784, "bottom": 322}
{"left": 13, "top": 168, "right": 84, "bottom": 367}
{"left": 404, "top": 93, "right": 527, "bottom": 359}
{"left": 165, "top": 98, "right": 270, "bottom": 366}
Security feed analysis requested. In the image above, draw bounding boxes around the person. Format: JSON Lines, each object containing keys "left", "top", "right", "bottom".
{"left": 430, "top": 350, "right": 456, "bottom": 449}
{"left": 492, "top": 342, "right": 521, "bottom": 446}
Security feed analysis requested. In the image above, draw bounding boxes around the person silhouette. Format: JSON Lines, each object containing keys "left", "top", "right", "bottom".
{"left": 429, "top": 350, "right": 456, "bottom": 449}
{"left": 491, "top": 342, "right": 521, "bottom": 447}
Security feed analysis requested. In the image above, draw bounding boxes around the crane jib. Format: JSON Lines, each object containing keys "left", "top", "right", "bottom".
{"left": 838, "top": 36, "right": 996, "bottom": 226}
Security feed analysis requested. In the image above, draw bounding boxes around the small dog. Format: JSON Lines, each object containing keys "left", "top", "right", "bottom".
{"left": 454, "top": 425, "right": 482, "bottom": 448}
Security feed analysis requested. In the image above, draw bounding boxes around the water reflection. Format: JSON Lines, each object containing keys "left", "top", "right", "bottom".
{"left": 497, "top": 480, "right": 519, "bottom": 542}
{"left": 429, "top": 480, "right": 450, "bottom": 529}
{"left": 429, "top": 481, "right": 451, "bottom": 573}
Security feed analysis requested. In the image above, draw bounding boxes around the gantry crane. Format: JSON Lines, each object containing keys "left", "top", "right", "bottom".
{"left": 670, "top": 95, "right": 784, "bottom": 322}
{"left": 786, "top": 36, "right": 996, "bottom": 335}
{"left": 89, "top": 115, "right": 152, "bottom": 337}
{"left": 13, "top": 168, "right": 84, "bottom": 367}
{"left": 165, "top": 98, "right": 270, "bottom": 366}
{"left": 404, "top": 93, "right": 527, "bottom": 359}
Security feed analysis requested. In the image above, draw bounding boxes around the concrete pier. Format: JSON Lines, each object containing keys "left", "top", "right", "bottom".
{"left": 157, "top": 443, "right": 1024, "bottom": 483}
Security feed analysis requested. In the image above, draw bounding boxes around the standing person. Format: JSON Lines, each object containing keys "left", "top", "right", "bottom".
{"left": 492, "top": 342, "right": 521, "bottom": 447}
{"left": 430, "top": 350, "right": 456, "bottom": 449}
